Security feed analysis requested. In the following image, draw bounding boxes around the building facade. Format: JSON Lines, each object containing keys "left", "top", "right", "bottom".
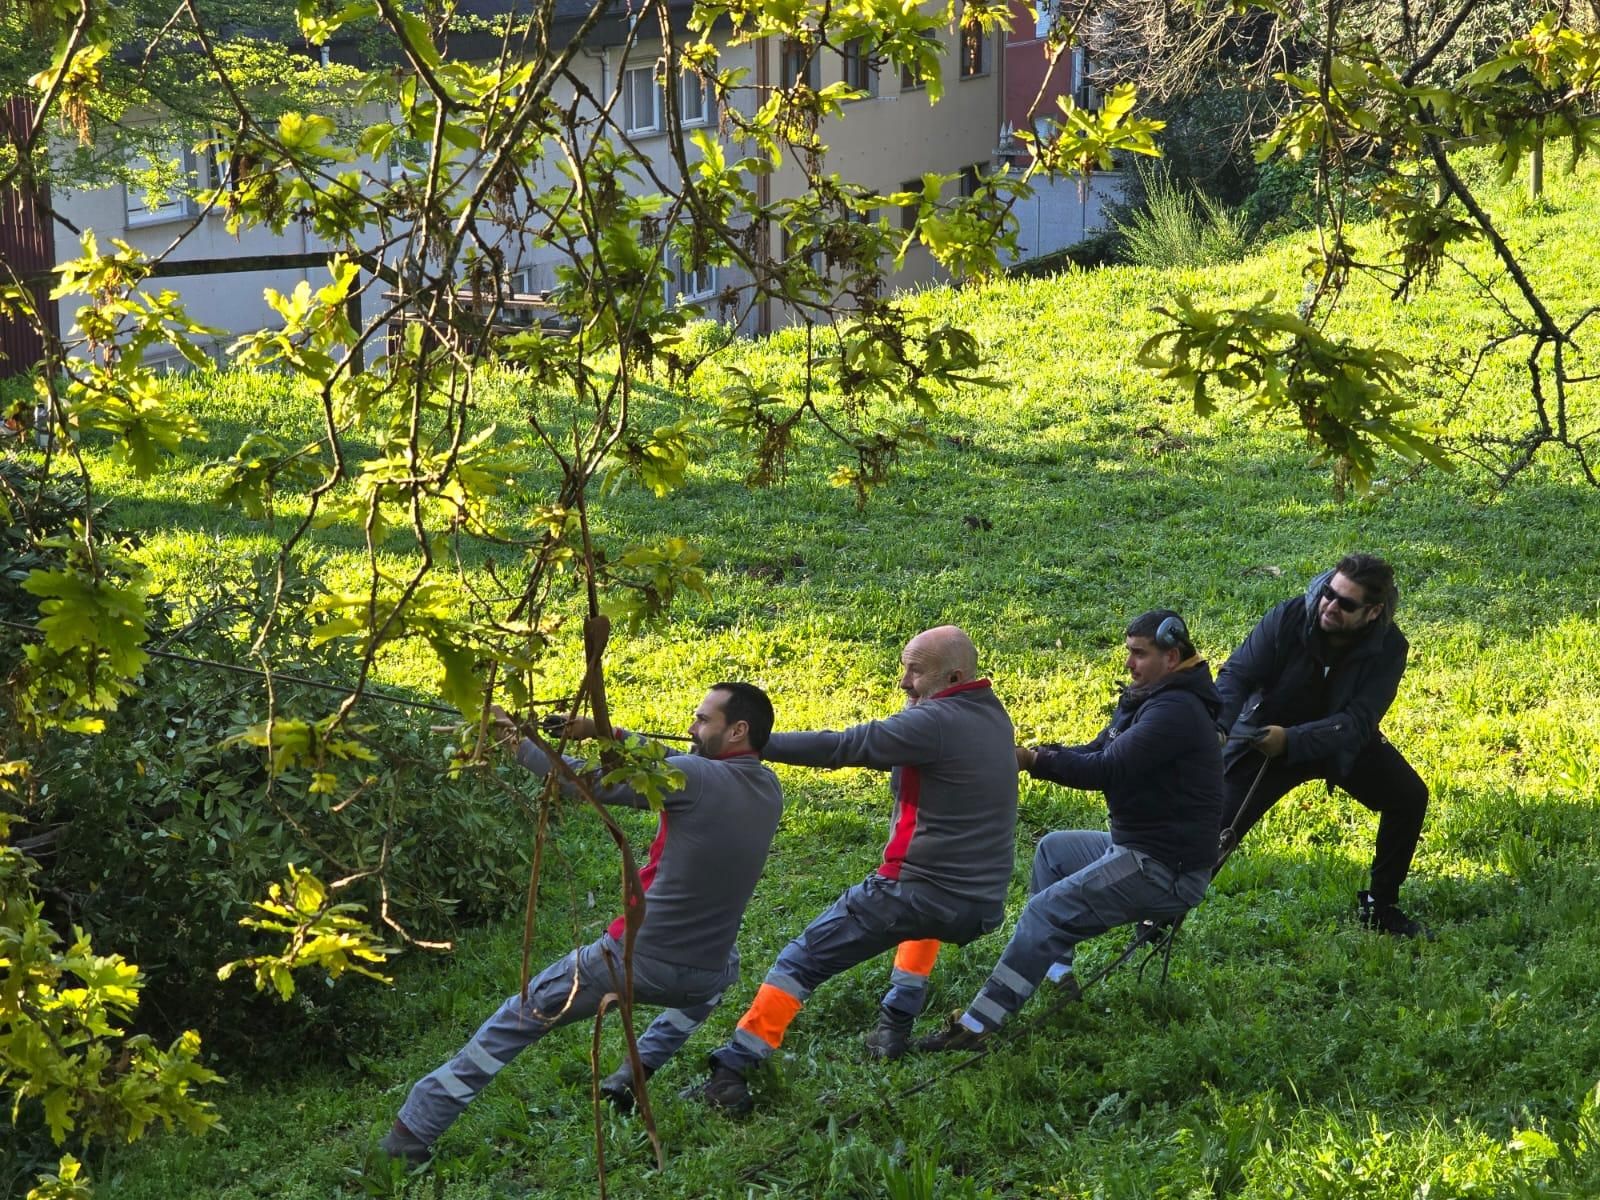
{"left": 41, "top": 4, "right": 1019, "bottom": 357}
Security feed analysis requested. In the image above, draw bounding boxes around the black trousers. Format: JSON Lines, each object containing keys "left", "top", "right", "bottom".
{"left": 1221, "top": 734, "right": 1427, "bottom": 905}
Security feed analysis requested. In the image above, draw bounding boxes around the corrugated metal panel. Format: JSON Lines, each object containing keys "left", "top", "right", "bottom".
{"left": 1, "top": 98, "right": 59, "bottom": 380}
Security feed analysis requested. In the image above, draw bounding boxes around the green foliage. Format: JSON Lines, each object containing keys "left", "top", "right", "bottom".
{"left": 2, "top": 460, "right": 530, "bottom": 1058}
{"left": 1137, "top": 291, "right": 1452, "bottom": 495}
{"left": 1240, "top": 156, "right": 1323, "bottom": 239}
{"left": 216, "top": 865, "right": 396, "bottom": 1001}
{"left": 18, "top": 549, "right": 152, "bottom": 734}
{"left": 25, "top": 1153, "right": 94, "bottom": 1200}
{"left": 1029, "top": 83, "right": 1166, "bottom": 179}
{"left": 594, "top": 735, "right": 688, "bottom": 811}
{"left": 0, "top": 812, "right": 220, "bottom": 1175}
{"left": 1, "top": 457, "right": 150, "bottom": 736}
{"left": 15, "top": 619, "right": 533, "bottom": 1050}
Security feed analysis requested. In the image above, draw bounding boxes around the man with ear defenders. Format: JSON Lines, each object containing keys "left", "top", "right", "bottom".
{"left": 686, "top": 625, "right": 1018, "bottom": 1109}
{"left": 1214, "top": 553, "right": 1428, "bottom": 936}
{"left": 920, "top": 610, "right": 1222, "bottom": 1049}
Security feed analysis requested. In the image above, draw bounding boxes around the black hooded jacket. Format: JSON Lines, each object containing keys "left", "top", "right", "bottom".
{"left": 1027, "top": 661, "right": 1225, "bottom": 873}
{"left": 1216, "top": 569, "right": 1409, "bottom": 779}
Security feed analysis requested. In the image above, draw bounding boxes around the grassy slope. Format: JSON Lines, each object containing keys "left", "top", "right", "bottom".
{"left": 91, "top": 164, "right": 1600, "bottom": 1198}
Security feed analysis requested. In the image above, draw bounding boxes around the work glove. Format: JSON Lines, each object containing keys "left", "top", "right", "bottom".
{"left": 1254, "top": 725, "right": 1288, "bottom": 758}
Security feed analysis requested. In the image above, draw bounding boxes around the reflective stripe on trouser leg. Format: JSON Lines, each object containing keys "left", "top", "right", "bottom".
{"left": 965, "top": 958, "right": 1038, "bottom": 1030}
{"left": 610, "top": 944, "right": 739, "bottom": 1085}
{"left": 880, "top": 939, "right": 941, "bottom": 1027}
{"left": 712, "top": 879, "right": 927, "bottom": 1074}
{"left": 398, "top": 946, "right": 601, "bottom": 1144}
{"left": 968, "top": 842, "right": 1194, "bottom": 1031}
{"left": 615, "top": 993, "right": 724, "bottom": 1085}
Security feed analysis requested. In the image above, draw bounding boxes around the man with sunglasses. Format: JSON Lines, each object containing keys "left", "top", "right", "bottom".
{"left": 1215, "top": 553, "right": 1429, "bottom": 936}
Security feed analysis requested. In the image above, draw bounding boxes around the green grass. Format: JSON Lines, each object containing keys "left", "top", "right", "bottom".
{"left": 59, "top": 159, "right": 1600, "bottom": 1197}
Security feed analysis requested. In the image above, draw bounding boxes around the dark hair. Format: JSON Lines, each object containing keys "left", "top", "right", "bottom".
{"left": 710, "top": 681, "right": 775, "bottom": 750}
{"left": 1124, "top": 609, "right": 1196, "bottom": 659}
{"left": 1334, "top": 552, "right": 1397, "bottom": 613}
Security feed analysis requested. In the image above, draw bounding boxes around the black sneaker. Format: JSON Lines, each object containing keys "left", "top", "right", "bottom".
{"left": 377, "top": 1119, "right": 432, "bottom": 1167}
{"left": 864, "top": 1016, "right": 912, "bottom": 1061}
{"left": 1357, "top": 890, "right": 1430, "bottom": 939}
{"left": 599, "top": 1063, "right": 652, "bottom": 1113}
{"left": 680, "top": 1064, "right": 753, "bottom": 1115}
{"left": 914, "top": 1015, "right": 990, "bottom": 1054}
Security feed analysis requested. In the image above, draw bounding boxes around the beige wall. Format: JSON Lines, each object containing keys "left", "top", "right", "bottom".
{"left": 759, "top": 18, "right": 1002, "bottom": 320}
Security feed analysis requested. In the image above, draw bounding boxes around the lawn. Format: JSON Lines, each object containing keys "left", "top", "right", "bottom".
{"left": 57, "top": 160, "right": 1600, "bottom": 1197}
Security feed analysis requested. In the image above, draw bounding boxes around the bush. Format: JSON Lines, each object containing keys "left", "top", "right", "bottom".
{"left": 21, "top": 625, "right": 535, "bottom": 1059}
{"left": 1010, "top": 227, "right": 1124, "bottom": 276}
{"left": 1115, "top": 166, "right": 1255, "bottom": 269}
{"left": 0, "top": 810, "right": 221, "bottom": 1197}
{"left": 2, "top": 461, "right": 534, "bottom": 1061}
{"left": 1241, "top": 156, "right": 1320, "bottom": 239}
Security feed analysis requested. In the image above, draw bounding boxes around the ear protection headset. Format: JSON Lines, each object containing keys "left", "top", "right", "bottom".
{"left": 1153, "top": 615, "right": 1190, "bottom": 651}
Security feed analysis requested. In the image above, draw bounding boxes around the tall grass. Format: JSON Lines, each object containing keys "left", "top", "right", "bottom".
{"left": 1116, "top": 164, "right": 1254, "bottom": 268}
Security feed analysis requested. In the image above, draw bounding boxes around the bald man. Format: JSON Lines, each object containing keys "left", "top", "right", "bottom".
{"left": 684, "top": 626, "right": 1019, "bottom": 1114}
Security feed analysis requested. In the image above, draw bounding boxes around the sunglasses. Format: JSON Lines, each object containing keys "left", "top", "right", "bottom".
{"left": 1319, "top": 582, "right": 1373, "bottom": 613}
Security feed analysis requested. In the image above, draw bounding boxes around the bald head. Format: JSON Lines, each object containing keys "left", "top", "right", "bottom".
{"left": 898, "top": 625, "right": 980, "bottom": 703}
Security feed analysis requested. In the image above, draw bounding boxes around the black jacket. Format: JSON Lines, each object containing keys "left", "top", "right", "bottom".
{"left": 1216, "top": 570, "right": 1408, "bottom": 779}
{"left": 1027, "top": 661, "right": 1224, "bottom": 873}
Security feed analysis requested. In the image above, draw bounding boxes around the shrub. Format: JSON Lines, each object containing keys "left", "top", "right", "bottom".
{"left": 0, "top": 809, "right": 220, "bottom": 1198}
{"left": 1115, "top": 166, "right": 1255, "bottom": 269}
{"left": 2, "top": 459, "right": 533, "bottom": 1061}
{"left": 1241, "top": 156, "right": 1320, "bottom": 239}
{"left": 20, "top": 621, "right": 535, "bottom": 1059}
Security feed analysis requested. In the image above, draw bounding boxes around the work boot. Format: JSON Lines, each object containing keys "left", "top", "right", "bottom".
{"left": 1356, "top": 890, "right": 1430, "bottom": 939}
{"left": 915, "top": 1014, "right": 990, "bottom": 1054}
{"left": 598, "top": 1063, "right": 652, "bottom": 1113}
{"left": 680, "top": 1064, "right": 753, "bottom": 1115}
{"left": 863, "top": 1016, "right": 911, "bottom": 1061}
{"left": 376, "top": 1119, "right": 432, "bottom": 1167}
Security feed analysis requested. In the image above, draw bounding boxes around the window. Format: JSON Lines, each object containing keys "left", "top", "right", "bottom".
{"left": 842, "top": 39, "right": 877, "bottom": 96}
{"left": 665, "top": 251, "right": 715, "bottom": 303}
{"left": 960, "top": 23, "right": 988, "bottom": 78}
{"left": 1072, "top": 48, "right": 1096, "bottom": 110}
{"left": 1034, "top": 0, "right": 1056, "bottom": 39}
{"left": 781, "top": 38, "right": 819, "bottom": 89}
{"left": 623, "top": 65, "right": 663, "bottom": 133}
{"left": 899, "top": 31, "right": 937, "bottom": 92}
{"left": 124, "top": 137, "right": 228, "bottom": 226}
{"left": 783, "top": 228, "right": 825, "bottom": 275}
{"left": 680, "top": 71, "right": 711, "bottom": 126}
{"left": 959, "top": 163, "right": 983, "bottom": 198}
{"left": 899, "top": 178, "right": 921, "bottom": 231}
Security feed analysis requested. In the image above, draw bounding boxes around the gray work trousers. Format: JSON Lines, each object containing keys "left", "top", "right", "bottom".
{"left": 397, "top": 935, "right": 736, "bottom": 1145}
{"left": 713, "top": 873, "right": 998, "bottom": 1074}
{"left": 965, "top": 831, "right": 1209, "bottom": 1031}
